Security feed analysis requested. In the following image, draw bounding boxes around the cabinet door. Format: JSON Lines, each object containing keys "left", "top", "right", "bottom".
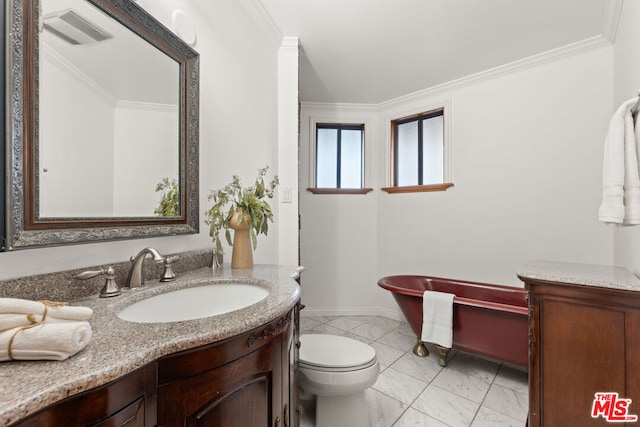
{"left": 536, "top": 298, "right": 626, "bottom": 426}
{"left": 13, "top": 365, "right": 156, "bottom": 427}
{"left": 157, "top": 337, "right": 282, "bottom": 427}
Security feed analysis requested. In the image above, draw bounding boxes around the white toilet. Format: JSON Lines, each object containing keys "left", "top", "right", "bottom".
{"left": 299, "top": 334, "right": 380, "bottom": 427}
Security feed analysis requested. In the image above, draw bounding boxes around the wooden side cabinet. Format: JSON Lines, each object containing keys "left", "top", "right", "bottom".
{"left": 156, "top": 309, "right": 296, "bottom": 427}
{"left": 524, "top": 277, "right": 640, "bottom": 427}
{"left": 12, "top": 364, "right": 157, "bottom": 427}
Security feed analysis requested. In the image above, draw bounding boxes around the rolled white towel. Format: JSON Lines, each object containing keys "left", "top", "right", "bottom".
{"left": 0, "top": 321, "right": 92, "bottom": 362}
{"left": 0, "top": 315, "right": 81, "bottom": 333}
{"left": 0, "top": 298, "right": 93, "bottom": 332}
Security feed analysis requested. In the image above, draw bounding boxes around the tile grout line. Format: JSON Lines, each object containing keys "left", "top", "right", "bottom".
{"left": 392, "top": 358, "right": 454, "bottom": 426}
{"left": 467, "top": 361, "right": 501, "bottom": 426}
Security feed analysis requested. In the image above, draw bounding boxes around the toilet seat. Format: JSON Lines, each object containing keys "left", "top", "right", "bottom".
{"left": 299, "top": 334, "right": 377, "bottom": 371}
{"left": 300, "top": 357, "right": 378, "bottom": 373}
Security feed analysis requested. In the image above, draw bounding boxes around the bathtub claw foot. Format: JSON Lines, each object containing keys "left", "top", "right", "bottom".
{"left": 436, "top": 345, "right": 451, "bottom": 367}
{"left": 413, "top": 338, "right": 429, "bottom": 357}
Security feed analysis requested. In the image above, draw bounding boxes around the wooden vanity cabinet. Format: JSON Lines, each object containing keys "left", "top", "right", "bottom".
{"left": 10, "top": 308, "right": 299, "bottom": 427}
{"left": 156, "top": 309, "right": 297, "bottom": 427}
{"left": 524, "top": 278, "right": 640, "bottom": 427}
{"left": 13, "top": 364, "right": 157, "bottom": 427}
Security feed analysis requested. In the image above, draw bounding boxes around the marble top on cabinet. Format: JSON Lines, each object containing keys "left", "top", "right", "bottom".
{"left": 0, "top": 264, "right": 301, "bottom": 426}
{"left": 518, "top": 260, "right": 640, "bottom": 292}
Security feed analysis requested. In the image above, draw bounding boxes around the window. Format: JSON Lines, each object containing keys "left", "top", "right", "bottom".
{"left": 308, "top": 123, "right": 372, "bottom": 194}
{"left": 383, "top": 108, "right": 452, "bottom": 193}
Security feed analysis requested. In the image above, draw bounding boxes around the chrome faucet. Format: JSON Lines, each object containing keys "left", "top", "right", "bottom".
{"left": 126, "top": 247, "right": 166, "bottom": 288}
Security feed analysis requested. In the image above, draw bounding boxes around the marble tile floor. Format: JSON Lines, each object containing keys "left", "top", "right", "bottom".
{"left": 299, "top": 315, "right": 528, "bottom": 427}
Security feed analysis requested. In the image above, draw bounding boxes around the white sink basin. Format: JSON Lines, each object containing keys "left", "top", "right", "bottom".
{"left": 117, "top": 283, "right": 269, "bottom": 323}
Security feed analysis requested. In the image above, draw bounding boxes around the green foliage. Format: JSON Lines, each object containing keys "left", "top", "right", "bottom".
{"left": 204, "top": 166, "right": 279, "bottom": 254}
{"left": 154, "top": 178, "right": 180, "bottom": 217}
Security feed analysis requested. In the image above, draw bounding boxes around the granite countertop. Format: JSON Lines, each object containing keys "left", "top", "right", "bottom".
{"left": 0, "top": 264, "right": 302, "bottom": 426}
{"left": 517, "top": 260, "right": 640, "bottom": 292}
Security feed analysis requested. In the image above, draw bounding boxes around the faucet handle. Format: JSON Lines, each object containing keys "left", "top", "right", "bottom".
{"left": 75, "top": 266, "right": 121, "bottom": 298}
{"left": 160, "top": 256, "right": 179, "bottom": 282}
{"left": 75, "top": 268, "right": 106, "bottom": 281}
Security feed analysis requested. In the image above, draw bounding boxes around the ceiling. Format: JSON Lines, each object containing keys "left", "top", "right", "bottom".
{"left": 42, "top": 0, "right": 179, "bottom": 105}
{"left": 259, "top": 0, "right": 610, "bottom": 104}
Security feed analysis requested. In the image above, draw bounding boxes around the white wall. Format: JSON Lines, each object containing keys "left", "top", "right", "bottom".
{"left": 300, "top": 45, "right": 615, "bottom": 317}
{"left": 299, "top": 104, "right": 381, "bottom": 316}
{"left": 612, "top": 1, "right": 640, "bottom": 275}
{"left": 0, "top": 0, "right": 291, "bottom": 280}
{"left": 112, "top": 102, "right": 179, "bottom": 216}
{"left": 39, "top": 52, "right": 115, "bottom": 217}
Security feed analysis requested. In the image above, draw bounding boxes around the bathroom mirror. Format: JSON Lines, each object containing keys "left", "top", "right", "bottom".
{"left": 4, "top": 0, "right": 200, "bottom": 250}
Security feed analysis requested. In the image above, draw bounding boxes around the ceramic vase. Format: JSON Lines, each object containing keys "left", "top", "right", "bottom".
{"left": 228, "top": 208, "right": 253, "bottom": 269}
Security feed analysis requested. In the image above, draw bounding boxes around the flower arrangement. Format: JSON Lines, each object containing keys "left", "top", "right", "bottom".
{"left": 154, "top": 178, "right": 179, "bottom": 217}
{"left": 204, "top": 166, "right": 279, "bottom": 255}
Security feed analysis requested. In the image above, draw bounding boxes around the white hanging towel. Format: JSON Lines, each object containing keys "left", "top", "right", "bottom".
{"left": 598, "top": 97, "right": 640, "bottom": 225}
{"left": 421, "top": 291, "right": 455, "bottom": 348}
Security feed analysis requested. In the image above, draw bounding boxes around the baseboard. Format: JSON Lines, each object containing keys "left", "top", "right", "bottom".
{"left": 299, "top": 306, "right": 405, "bottom": 322}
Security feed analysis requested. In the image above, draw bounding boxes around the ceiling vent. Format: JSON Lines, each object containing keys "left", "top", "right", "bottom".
{"left": 43, "top": 9, "right": 113, "bottom": 45}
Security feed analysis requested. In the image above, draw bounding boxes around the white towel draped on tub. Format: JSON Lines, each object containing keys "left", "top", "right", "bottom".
{"left": 0, "top": 321, "right": 92, "bottom": 361}
{"left": 598, "top": 97, "right": 640, "bottom": 225}
{"left": 421, "top": 291, "right": 455, "bottom": 348}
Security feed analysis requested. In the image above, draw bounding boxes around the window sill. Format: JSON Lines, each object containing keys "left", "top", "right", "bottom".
{"left": 307, "top": 188, "right": 374, "bottom": 195}
{"left": 380, "top": 183, "right": 454, "bottom": 194}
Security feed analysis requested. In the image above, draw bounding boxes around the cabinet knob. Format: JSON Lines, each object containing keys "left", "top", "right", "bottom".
{"left": 274, "top": 416, "right": 281, "bottom": 427}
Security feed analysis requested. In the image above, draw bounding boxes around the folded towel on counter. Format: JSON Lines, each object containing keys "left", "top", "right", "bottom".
{"left": 0, "top": 314, "right": 80, "bottom": 333}
{"left": 0, "top": 298, "right": 93, "bottom": 332}
{"left": 421, "top": 290, "right": 455, "bottom": 348}
{"left": 0, "top": 321, "right": 92, "bottom": 362}
{"left": 599, "top": 97, "right": 640, "bottom": 225}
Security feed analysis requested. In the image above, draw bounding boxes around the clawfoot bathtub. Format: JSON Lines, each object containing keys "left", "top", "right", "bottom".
{"left": 378, "top": 275, "right": 528, "bottom": 369}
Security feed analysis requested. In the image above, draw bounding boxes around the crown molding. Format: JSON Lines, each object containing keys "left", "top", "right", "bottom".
{"left": 280, "top": 36, "right": 298, "bottom": 51}
{"left": 42, "top": 43, "right": 116, "bottom": 107}
{"left": 602, "top": 0, "right": 623, "bottom": 43}
{"left": 303, "top": 35, "right": 611, "bottom": 112}
{"left": 239, "top": 0, "right": 282, "bottom": 43}
{"left": 379, "top": 35, "right": 611, "bottom": 111}
{"left": 300, "top": 36, "right": 608, "bottom": 111}
{"left": 115, "top": 100, "right": 178, "bottom": 112}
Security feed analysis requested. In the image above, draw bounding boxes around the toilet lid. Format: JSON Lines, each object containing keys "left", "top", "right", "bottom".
{"left": 299, "top": 334, "right": 376, "bottom": 369}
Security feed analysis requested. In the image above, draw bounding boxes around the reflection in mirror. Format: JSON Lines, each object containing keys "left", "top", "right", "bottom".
{"left": 39, "top": 0, "right": 180, "bottom": 218}
{"left": 4, "top": 0, "right": 200, "bottom": 250}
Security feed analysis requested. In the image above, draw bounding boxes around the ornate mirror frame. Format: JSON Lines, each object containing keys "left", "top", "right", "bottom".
{"left": 4, "top": 0, "right": 200, "bottom": 250}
